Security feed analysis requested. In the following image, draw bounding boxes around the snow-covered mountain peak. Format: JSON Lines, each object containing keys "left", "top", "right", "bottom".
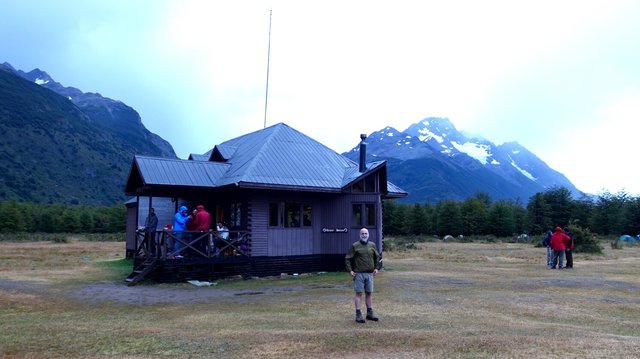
{"left": 343, "top": 117, "right": 582, "bottom": 202}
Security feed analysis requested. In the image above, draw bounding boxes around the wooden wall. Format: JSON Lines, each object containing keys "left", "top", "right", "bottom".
{"left": 249, "top": 192, "right": 382, "bottom": 257}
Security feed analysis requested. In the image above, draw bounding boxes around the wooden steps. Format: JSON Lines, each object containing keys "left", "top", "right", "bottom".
{"left": 125, "top": 257, "right": 157, "bottom": 286}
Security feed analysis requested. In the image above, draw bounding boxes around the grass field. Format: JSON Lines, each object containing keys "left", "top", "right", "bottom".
{"left": 1, "top": 237, "right": 639, "bottom": 358}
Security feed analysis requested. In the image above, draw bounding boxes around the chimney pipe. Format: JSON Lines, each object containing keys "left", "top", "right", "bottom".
{"left": 359, "top": 133, "right": 367, "bottom": 173}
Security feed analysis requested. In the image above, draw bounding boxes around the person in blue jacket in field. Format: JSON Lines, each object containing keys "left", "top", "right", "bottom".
{"left": 172, "top": 205, "right": 190, "bottom": 258}
{"left": 542, "top": 230, "right": 553, "bottom": 268}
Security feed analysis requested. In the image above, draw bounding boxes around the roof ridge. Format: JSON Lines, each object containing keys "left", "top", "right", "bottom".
{"left": 234, "top": 123, "right": 283, "bottom": 183}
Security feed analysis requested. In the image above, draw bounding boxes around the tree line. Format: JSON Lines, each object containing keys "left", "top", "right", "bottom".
{"left": 2, "top": 186, "right": 639, "bottom": 237}
{"left": 0, "top": 200, "right": 125, "bottom": 233}
{"left": 383, "top": 187, "right": 640, "bottom": 237}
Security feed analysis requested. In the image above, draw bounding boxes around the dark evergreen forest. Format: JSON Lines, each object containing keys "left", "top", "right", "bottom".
{"left": 1, "top": 186, "right": 639, "bottom": 240}
{"left": 382, "top": 187, "right": 640, "bottom": 238}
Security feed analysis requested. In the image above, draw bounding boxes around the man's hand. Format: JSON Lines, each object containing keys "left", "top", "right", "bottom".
{"left": 350, "top": 270, "right": 355, "bottom": 278}
{"left": 373, "top": 269, "right": 379, "bottom": 276}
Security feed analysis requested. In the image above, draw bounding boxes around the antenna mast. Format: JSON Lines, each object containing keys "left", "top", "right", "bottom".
{"left": 263, "top": 9, "right": 272, "bottom": 129}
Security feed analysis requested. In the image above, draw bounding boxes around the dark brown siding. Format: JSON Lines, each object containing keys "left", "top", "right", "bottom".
{"left": 250, "top": 200, "right": 269, "bottom": 256}
{"left": 319, "top": 193, "right": 381, "bottom": 254}
{"left": 251, "top": 193, "right": 325, "bottom": 257}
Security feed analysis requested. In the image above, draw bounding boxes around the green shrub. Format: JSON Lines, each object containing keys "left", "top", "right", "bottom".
{"left": 568, "top": 224, "right": 602, "bottom": 254}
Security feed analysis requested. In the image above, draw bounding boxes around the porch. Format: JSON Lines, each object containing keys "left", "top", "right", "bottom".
{"left": 125, "top": 229, "right": 345, "bottom": 285}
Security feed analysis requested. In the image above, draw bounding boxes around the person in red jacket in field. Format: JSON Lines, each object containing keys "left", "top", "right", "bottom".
{"left": 550, "top": 226, "right": 569, "bottom": 269}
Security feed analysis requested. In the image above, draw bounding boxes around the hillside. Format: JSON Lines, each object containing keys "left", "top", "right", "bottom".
{"left": 0, "top": 64, "right": 176, "bottom": 205}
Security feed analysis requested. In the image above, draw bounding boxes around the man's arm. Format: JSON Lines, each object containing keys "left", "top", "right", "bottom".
{"left": 345, "top": 245, "right": 355, "bottom": 272}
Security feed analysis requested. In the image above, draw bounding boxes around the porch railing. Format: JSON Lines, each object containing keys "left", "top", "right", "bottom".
{"left": 134, "top": 229, "right": 251, "bottom": 260}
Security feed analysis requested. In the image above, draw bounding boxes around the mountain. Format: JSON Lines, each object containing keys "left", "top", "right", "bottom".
{"left": 0, "top": 62, "right": 177, "bottom": 205}
{"left": 344, "top": 117, "right": 582, "bottom": 203}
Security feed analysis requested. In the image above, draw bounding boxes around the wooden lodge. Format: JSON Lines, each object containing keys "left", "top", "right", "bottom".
{"left": 124, "top": 123, "right": 407, "bottom": 284}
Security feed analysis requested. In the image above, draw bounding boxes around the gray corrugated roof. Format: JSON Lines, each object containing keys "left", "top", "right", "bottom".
{"left": 127, "top": 123, "right": 406, "bottom": 196}
{"left": 135, "top": 156, "right": 229, "bottom": 187}
{"left": 188, "top": 153, "right": 209, "bottom": 161}
{"left": 212, "top": 123, "right": 356, "bottom": 189}
{"left": 386, "top": 181, "right": 408, "bottom": 198}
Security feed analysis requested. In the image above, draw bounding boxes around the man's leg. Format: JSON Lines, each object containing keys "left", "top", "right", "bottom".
{"left": 364, "top": 292, "right": 379, "bottom": 321}
{"left": 354, "top": 292, "right": 365, "bottom": 323}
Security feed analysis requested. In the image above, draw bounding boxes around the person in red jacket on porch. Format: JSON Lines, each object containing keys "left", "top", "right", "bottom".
{"left": 191, "top": 205, "right": 212, "bottom": 255}
{"left": 194, "top": 205, "right": 212, "bottom": 231}
{"left": 550, "top": 226, "right": 569, "bottom": 269}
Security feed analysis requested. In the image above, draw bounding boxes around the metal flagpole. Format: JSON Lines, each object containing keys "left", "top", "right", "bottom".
{"left": 264, "top": 9, "right": 272, "bottom": 129}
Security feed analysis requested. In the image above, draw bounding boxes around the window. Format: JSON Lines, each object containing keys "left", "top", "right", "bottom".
{"left": 365, "top": 203, "right": 376, "bottom": 226}
{"left": 230, "top": 202, "right": 242, "bottom": 227}
{"left": 351, "top": 174, "right": 377, "bottom": 193}
{"left": 302, "top": 204, "right": 312, "bottom": 226}
{"left": 285, "top": 203, "right": 301, "bottom": 228}
{"left": 352, "top": 204, "right": 362, "bottom": 226}
{"left": 364, "top": 175, "right": 376, "bottom": 192}
{"left": 269, "top": 203, "right": 281, "bottom": 227}
{"left": 352, "top": 203, "right": 376, "bottom": 227}
{"left": 269, "top": 202, "right": 312, "bottom": 228}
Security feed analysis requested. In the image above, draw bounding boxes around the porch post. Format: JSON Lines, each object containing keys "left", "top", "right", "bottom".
{"left": 376, "top": 195, "right": 383, "bottom": 253}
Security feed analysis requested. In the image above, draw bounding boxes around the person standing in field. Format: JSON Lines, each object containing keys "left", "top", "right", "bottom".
{"left": 345, "top": 228, "right": 382, "bottom": 323}
{"left": 550, "top": 226, "right": 569, "bottom": 269}
{"left": 542, "top": 230, "right": 553, "bottom": 269}
{"left": 564, "top": 227, "right": 574, "bottom": 268}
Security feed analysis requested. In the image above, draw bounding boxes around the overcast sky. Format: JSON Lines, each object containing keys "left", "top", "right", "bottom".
{"left": 2, "top": 0, "right": 639, "bottom": 196}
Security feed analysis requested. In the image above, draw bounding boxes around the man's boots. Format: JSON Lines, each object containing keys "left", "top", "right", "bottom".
{"left": 355, "top": 310, "right": 365, "bottom": 323}
{"left": 366, "top": 308, "right": 379, "bottom": 321}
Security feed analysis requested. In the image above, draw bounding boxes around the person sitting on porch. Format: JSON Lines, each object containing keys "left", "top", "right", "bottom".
{"left": 213, "top": 221, "right": 229, "bottom": 256}
{"left": 216, "top": 221, "right": 229, "bottom": 240}
{"left": 172, "top": 206, "right": 189, "bottom": 258}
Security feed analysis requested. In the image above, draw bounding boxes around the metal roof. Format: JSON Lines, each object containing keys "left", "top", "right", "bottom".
{"left": 188, "top": 153, "right": 209, "bottom": 161}
{"left": 126, "top": 122, "right": 407, "bottom": 197}
{"left": 133, "top": 156, "right": 229, "bottom": 187}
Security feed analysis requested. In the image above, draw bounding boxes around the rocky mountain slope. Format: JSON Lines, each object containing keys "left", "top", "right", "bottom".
{"left": 0, "top": 63, "right": 177, "bottom": 205}
{"left": 344, "top": 117, "right": 581, "bottom": 203}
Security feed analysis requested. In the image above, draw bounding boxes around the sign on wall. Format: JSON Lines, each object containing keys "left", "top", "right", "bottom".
{"left": 322, "top": 227, "right": 349, "bottom": 233}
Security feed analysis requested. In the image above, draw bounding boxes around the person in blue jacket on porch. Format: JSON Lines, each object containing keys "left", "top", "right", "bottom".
{"left": 172, "top": 205, "right": 190, "bottom": 258}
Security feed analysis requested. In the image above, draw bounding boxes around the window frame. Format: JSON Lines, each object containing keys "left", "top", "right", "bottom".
{"left": 268, "top": 202, "right": 312, "bottom": 228}
{"left": 352, "top": 202, "right": 376, "bottom": 228}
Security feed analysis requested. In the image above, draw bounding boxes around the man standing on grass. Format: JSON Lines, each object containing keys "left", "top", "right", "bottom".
{"left": 550, "top": 226, "right": 569, "bottom": 269}
{"left": 345, "top": 228, "right": 382, "bottom": 323}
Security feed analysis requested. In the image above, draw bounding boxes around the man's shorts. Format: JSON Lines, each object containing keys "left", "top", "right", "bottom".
{"left": 353, "top": 272, "right": 374, "bottom": 293}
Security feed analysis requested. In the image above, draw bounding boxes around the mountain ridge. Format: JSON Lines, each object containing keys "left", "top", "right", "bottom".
{"left": 1, "top": 62, "right": 581, "bottom": 205}
{"left": 344, "top": 117, "right": 582, "bottom": 203}
{"left": 0, "top": 62, "right": 177, "bottom": 205}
